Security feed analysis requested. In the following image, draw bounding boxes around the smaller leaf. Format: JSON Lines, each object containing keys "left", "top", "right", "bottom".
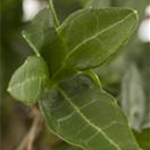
{"left": 7, "top": 56, "right": 49, "bottom": 105}
{"left": 121, "top": 64, "right": 146, "bottom": 131}
{"left": 22, "top": 7, "right": 66, "bottom": 75}
{"left": 22, "top": 8, "right": 57, "bottom": 55}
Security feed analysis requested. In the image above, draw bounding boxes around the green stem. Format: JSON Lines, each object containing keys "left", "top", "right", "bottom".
{"left": 81, "top": 70, "right": 102, "bottom": 87}
{"left": 48, "top": 0, "right": 59, "bottom": 27}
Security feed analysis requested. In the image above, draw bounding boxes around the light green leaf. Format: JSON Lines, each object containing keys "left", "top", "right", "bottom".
{"left": 7, "top": 56, "right": 49, "bottom": 105}
{"left": 40, "top": 74, "right": 140, "bottom": 150}
{"left": 121, "top": 64, "right": 146, "bottom": 131}
{"left": 85, "top": 0, "right": 110, "bottom": 8}
{"left": 58, "top": 8, "right": 138, "bottom": 70}
{"left": 22, "top": 7, "right": 66, "bottom": 75}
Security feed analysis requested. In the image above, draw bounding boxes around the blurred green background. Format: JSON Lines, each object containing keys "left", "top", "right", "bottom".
{"left": 0, "top": 0, "right": 150, "bottom": 150}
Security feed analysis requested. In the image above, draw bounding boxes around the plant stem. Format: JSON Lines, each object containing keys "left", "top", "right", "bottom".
{"left": 16, "top": 108, "right": 43, "bottom": 150}
{"left": 49, "top": 0, "right": 59, "bottom": 27}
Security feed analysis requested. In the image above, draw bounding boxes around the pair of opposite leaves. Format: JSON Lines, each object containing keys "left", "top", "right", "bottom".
{"left": 8, "top": 5, "right": 140, "bottom": 150}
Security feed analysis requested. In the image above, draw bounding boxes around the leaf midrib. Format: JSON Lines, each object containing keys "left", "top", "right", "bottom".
{"left": 8, "top": 75, "right": 47, "bottom": 92}
{"left": 64, "top": 11, "right": 135, "bottom": 61}
{"left": 51, "top": 10, "right": 135, "bottom": 81}
{"left": 58, "top": 88, "right": 122, "bottom": 150}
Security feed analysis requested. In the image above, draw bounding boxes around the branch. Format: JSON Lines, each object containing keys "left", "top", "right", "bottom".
{"left": 16, "top": 107, "right": 43, "bottom": 150}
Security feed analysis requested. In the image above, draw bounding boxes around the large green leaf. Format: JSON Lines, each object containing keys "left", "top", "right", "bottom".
{"left": 121, "top": 64, "right": 146, "bottom": 131}
{"left": 57, "top": 8, "right": 138, "bottom": 71}
{"left": 7, "top": 56, "right": 49, "bottom": 105}
{"left": 22, "top": 7, "right": 66, "bottom": 75}
{"left": 40, "top": 74, "right": 140, "bottom": 150}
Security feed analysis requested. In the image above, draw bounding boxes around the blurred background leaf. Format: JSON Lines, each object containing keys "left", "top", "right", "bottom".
{"left": 121, "top": 64, "right": 146, "bottom": 131}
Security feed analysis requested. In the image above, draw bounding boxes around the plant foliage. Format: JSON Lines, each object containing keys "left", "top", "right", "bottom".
{"left": 7, "top": 0, "right": 142, "bottom": 150}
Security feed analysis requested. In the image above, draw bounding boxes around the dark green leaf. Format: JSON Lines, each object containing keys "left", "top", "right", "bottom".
{"left": 22, "top": 7, "right": 66, "bottom": 75}
{"left": 7, "top": 56, "right": 49, "bottom": 105}
{"left": 52, "top": 0, "right": 83, "bottom": 22}
{"left": 40, "top": 74, "right": 140, "bottom": 150}
{"left": 58, "top": 8, "right": 138, "bottom": 70}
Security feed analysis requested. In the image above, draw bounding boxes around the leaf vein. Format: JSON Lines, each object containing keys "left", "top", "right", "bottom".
{"left": 59, "top": 88, "right": 122, "bottom": 150}
{"left": 65, "top": 12, "right": 134, "bottom": 61}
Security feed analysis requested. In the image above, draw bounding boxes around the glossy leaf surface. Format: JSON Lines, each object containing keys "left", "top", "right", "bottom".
{"left": 8, "top": 56, "right": 49, "bottom": 105}
{"left": 40, "top": 74, "right": 140, "bottom": 150}
{"left": 58, "top": 8, "right": 138, "bottom": 70}
{"left": 22, "top": 7, "right": 66, "bottom": 75}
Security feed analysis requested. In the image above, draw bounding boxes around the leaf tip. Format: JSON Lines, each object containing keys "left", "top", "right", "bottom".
{"left": 21, "top": 30, "right": 26, "bottom": 39}
{"left": 21, "top": 31, "right": 40, "bottom": 57}
{"left": 130, "top": 9, "right": 139, "bottom": 22}
{"left": 133, "top": 9, "right": 139, "bottom": 20}
{"left": 7, "top": 87, "right": 11, "bottom": 93}
{"left": 133, "top": 9, "right": 138, "bottom": 15}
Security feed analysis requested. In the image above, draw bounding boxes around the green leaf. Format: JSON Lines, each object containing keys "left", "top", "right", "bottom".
{"left": 22, "top": 7, "right": 66, "bottom": 75}
{"left": 85, "top": 0, "right": 110, "bottom": 8}
{"left": 7, "top": 56, "right": 49, "bottom": 105}
{"left": 40, "top": 74, "right": 140, "bottom": 150}
{"left": 121, "top": 64, "right": 146, "bottom": 131}
{"left": 58, "top": 8, "right": 138, "bottom": 70}
{"left": 22, "top": 8, "right": 57, "bottom": 55}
